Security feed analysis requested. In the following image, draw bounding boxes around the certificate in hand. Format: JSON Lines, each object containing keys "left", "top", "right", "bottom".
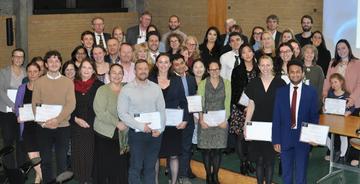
{"left": 238, "top": 92, "right": 249, "bottom": 106}
{"left": 134, "top": 112, "right": 162, "bottom": 130}
{"left": 300, "top": 122, "right": 329, "bottom": 146}
{"left": 203, "top": 110, "right": 226, "bottom": 127}
{"left": 19, "top": 104, "right": 35, "bottom": 122}
{"left": 6, "top": 89, "right": 17, "bottom": 112}
{"left": 35, "top": 104, "right": 63, "bottom": 122}
{"left": 324, "top": 98, "right": 346, "bottom": 115}
{"left": 165, "top": 109, "right": 183, "bottom": 126}
{"left": 245, "top": 121, "right": 272, "bottom": 141}
{"left": 186, "top": 95, "right": 202, "bottom": 113}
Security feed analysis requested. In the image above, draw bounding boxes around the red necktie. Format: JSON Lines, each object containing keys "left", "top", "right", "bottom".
{"left": 291, "top": 86, "right": 298, "bottom": 128}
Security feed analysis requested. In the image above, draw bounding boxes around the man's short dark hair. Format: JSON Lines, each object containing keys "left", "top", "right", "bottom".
{"left": 12, "top": 48, "right": 25, "bottom": 58}
{"left": 229, "top": 32, "right": 242, "bottom": 40}
{"left": 146, "top": 31, "right": 160, "bottom": 42}
{"left": 171, "top": 53, "right": 185, "bottom": 63}
{"left": 301, "top": 15, "right": 313, "bottom": 24}
{"left": 44, "top": 50, "right": 62, "bottom": 64}
{"left": 287, "top": 59, "right": 304, "bottom": 73}
{"left": 266, "top": 14, "right": 279, "bottom": 23}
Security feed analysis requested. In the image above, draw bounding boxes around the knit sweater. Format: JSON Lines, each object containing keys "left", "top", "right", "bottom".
{"left": 32, "top": 74, "right": 76, "bottom": 127}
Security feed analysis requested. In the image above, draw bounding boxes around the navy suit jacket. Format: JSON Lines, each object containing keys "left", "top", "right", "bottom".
{"left": 126, "top": 25, "right": 140, "bottom": 45}
{"left": 272, "top": 83, "right": 319, "bottom": 150}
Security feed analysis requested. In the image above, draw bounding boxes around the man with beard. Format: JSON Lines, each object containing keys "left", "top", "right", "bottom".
{"left": 161, "top": 15, "right": 187, "bottom": 49}
{"left": 118, "top": 59, "right": 166, "bottom": 184}
{"left": 147, "top": 31, "right": 161, "bottom": 64}
{"left": 272, "top": 59, "right": 319, "bottom": 184}
{"left": 295, "top": 15, "right": 314, "bottom": 47}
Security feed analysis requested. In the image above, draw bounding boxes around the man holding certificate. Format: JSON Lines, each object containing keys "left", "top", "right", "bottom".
{"left": 117, "top": 59, "right": 166, "bottom": 184}
{"left": 32, "top": 50, "right": 76, "bottom": 183}
{"left": 272, "top": 59, "right": 319, "bottom": 184}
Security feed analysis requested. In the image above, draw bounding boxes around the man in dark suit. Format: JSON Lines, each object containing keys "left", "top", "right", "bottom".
{"left": 220, "top": 24, "right": 248, "bottom": 55}
{"left": 272, "top": 59, "right": 319, "bottom": 184}
{"left": 266, "top": 14, "right": 282, "bottom": 46}
{"left": 171, "top": 54, "right": 198, "bottom": 183}
{"left": 91, "top": 17, "right": 111, "bottom": 50}
{"left": 126, "top": 11, "right": 152, "bottom": 45}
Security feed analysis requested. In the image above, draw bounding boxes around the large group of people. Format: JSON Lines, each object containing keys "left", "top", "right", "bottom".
{"left": 0, "top": 11, "right": 360, "bottom": 184}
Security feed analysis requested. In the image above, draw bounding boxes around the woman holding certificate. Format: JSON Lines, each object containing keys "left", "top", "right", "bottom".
{"left": 0, "top": 48, "right": 26, "bottom": 169}
{"left": 149, "top": 53, "right": 188, "bottom": 184}
{"left": 229, "top": 44, "right": 259, "bottom": 175}
{"left": 14, "top": 61, "right": 42, "bottom": 183}
{"left": 245, "top": 55, "right": 286, "bottom": 184}
{"left": 198, "top": 60, "right": 231, "bottom": 184}
{"left": 93, "top": 64, "right": 129, "bottom": 184}
{"left": 70, "top": 59, "right": 103, "bottom": 184}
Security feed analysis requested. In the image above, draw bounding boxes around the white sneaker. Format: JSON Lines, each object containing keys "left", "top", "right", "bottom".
{"left": 324, "top": 155, "right": 330, "bottom": 161}
{"left": 351, "top": 160, "right": 359, "bottom": 166}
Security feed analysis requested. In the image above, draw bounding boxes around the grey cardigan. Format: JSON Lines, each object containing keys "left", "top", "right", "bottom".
{"left": 0, "top": 65, "right": 26, "bottom": 112}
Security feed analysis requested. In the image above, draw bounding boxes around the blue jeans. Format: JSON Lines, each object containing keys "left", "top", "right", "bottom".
{"left": 128, "top": 129, "right": 162, "bottom": 184}
{"left": 38, "top": 126, "right": 70, "bottom": 183}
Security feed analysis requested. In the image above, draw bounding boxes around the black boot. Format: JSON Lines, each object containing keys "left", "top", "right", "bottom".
{"left": 240, "top": 161, "right": 248, "bottom": 175}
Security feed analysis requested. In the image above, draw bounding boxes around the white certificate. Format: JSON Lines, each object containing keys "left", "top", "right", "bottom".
{"left": 324, "top": 98, "right": 346, "bottom": 115}
{"left": 238, "top": 92, "right": 249, "bottom": 106}
{"left": 165, "top": 109, "right": 183, "bottom": 126}
{"left": 203, "top": 110, "right": 226, "bottom": 127}
{"left": 186, "top": 95, "right": 202, "bottom": 113}
{"left": 300, "top": 122, "right": 329, "bottom": 146}
{"left": 19, "top": 104, "right": 35, "bottom": 122}
{"left": 35, "top": 104, "right": 63, "bottom": 122}
{"left": 245, "top": 121, "right": 272, "bottom": 141}
{"left": 6, "top": 89, "right": 17, "bottom": 112}
{"left": 134, "top": 112, "right": 162, "bottom": 130}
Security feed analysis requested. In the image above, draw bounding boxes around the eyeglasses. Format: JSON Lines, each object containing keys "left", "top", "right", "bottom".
{"left": 208, "top": 68, "right": 220, "bottom": 72}
{"left": 76, "top": 52, "right": 86, "bottom": 56}
{"left": 254, "top": 32, "right": 263, "bottom": 35}
{"left": 12, "top": 55, "right": 24, "bottom": 58}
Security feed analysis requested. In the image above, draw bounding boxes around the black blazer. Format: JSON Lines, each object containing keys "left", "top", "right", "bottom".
{"left": 94, "top": 32, "right": 111, "bottom": 46}
{"left": 126, "top": 25, "right": 140, "bottom": 45}
{"left": 220, "top": 34, "right": 249, "bottom": 55}
{"left": 149, "top": 75, "right": 190, "bottom": 122}
{"left": 230, "top": 61, "right": 259, "bottom": 106}
{"left": 274, "top": 31, "right": 282, "bottom": 47}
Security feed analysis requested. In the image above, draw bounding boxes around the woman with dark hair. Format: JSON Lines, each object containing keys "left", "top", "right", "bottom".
{"left": 198, "top": 60, "right": 231, "bottom": 184}
{"left": 22, "top": 56, "right": 46, "bottom": 83}
{"left": 92, "top": 45, "right": 110, "bottom": 83}
{"left": 288, "top": 39, "right": 302, "bottom": 59}
{"left": 322, "top": 39, "right": 360, "bottom": 115}
{"left": 229, "top": 44, "right": 259, "bottom": 175}
{"left": 166, "top": 33, "right": 183, "bottom": 60}
{"left": 70, "top": 59, "right": 103, "bottom": 183}
{"left": 93, "top": 64, "right": 129, "bottom": 184}
{"left": 199, "top": 27, "right": 222, "bottom": 68}
{"left": 62, "top": 61, "right": 76, "bottom": 81}
{"left": 311, "top": 31, "right": 331, "bottom": 76}
{"left": 14, "top": 61, "right": 43, "bottom": 183}
{"left": 149, "top": 53, "right": 188, "bottom": 184}
{"left": 249, "top": 26, "right": 264, "bottom": 52}
{"left": 71, "top": 45, "right": 88, "bottom": 69}
{"left": 274, "top": 42, "right": 295, "bottom": 84}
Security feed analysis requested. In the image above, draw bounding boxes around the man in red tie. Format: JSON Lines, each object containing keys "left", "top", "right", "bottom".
{"left": 272, "top": 59, "right": 319, "bottom": 184}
